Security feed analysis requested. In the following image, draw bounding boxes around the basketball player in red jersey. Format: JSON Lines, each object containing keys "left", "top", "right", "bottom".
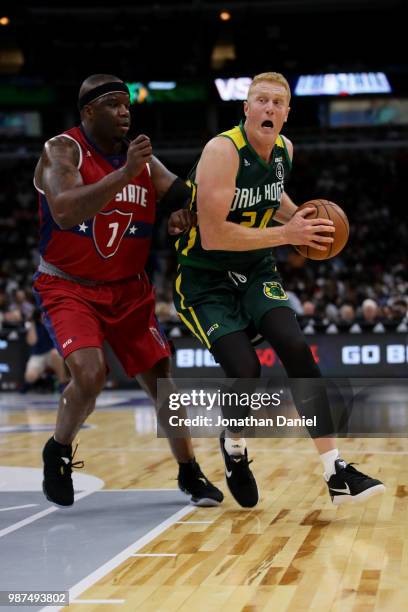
{"left": 33, "top": 74, "right": 223, "bottom": 508}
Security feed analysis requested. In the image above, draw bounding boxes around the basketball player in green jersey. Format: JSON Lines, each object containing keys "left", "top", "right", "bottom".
{"left": 174, "top": 72, "right": 385, "bottom": 508}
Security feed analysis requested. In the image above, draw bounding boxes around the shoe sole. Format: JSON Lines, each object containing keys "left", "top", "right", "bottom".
{"left": 190, "top": 497, "right": 222, "bottom": 507}
{"left": 42, "top": 482, "right": 74, "bottom": 507}
{"left": 179, "top": 489, "right": 222, "bottom": 507}
{"left": 331, "top": 483, "right": 386, "bottom": 506}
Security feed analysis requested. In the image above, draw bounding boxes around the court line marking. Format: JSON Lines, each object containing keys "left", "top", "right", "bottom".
{"left": 0, "top": 504, "right": 38, "bottom": 512}
{"left": 175, "top": 520, "right": 213, "bottom": 524}
{"left": 0, "top": 491, "right": 93, "bottom": 539}
{"left": 130, "top": 553, "right": 177, "bottom": 557}
{"left": 41, "top": 503, "right": 195, "bottom": 612}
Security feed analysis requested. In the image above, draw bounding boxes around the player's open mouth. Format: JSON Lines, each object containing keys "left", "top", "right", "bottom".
{"left": 261, "top": 120, "right": 274, "bottom": 129}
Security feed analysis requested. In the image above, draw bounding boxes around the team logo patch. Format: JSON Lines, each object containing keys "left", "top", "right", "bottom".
{"left": 93, "top": 209, "right": 133, "bottom": 259}
{"left": 263, "top": 281, "right": 288, "bottom": 300}
{"left": 150, "top": 326, "right": 166, "bottom": 349}
{"left": 276, "top": 162, "right": 284, "bottom": 180}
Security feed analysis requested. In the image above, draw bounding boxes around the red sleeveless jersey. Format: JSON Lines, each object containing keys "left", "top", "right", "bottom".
{"left": 36, "top": 126, "right": 156, "bottom": 282}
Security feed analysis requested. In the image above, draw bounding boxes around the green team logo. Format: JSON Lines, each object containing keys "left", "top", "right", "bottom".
{"left": 263, "top": 281, "right": 288, "bottom": 300}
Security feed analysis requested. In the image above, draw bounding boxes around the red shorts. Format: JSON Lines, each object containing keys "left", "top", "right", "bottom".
{"left": 33, "top": 272, "right": 171, "bottom": 378}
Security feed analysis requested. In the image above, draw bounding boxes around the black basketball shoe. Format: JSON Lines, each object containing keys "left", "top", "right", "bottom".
{"left": 219, "top": 431, "right": 258, "bottom": 508}
{"left": 178, "top": 459, "right": 224, "bottom": 507}
{"left": 42, "top": 437, "right": 84, "bottom": 506}
{"left": 326, "top": 458, "right": 385, "bottom": 505}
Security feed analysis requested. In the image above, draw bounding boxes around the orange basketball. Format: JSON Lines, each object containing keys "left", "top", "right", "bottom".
{"left": 294, "top": 199, "right": 349, "bottom": 260}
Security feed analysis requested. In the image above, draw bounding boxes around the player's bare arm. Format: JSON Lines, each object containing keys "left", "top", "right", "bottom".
{"left": 150, "top": 156, "right": 178, "bottom": 200}
{"left": 197, "top": 137, "right": 334, "bottom": 251}
{"left": 274, "top": 191, "right": 298, "bottom": 224}
{"left": 36, "top": 134, "right": 152, "bottom": 229}
{"left": 26, "top": 323, "right": 38, "bottom": 347}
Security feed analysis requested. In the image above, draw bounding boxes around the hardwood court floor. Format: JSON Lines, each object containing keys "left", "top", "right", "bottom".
{"left": 1, "top": 392, "right": 407, "bottom": 611}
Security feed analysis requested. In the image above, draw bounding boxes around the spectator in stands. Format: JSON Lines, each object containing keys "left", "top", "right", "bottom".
{"left": 10, "top": 289, "right": 35, "bottom": 322}
{"left": 358, "top": 298, "right": 382, "bottom": 331}
{"left": 390, "top": 298, "right": 407, "bottom": 322}
{"left": 383, "top": 298, "right": 408, "bottom": 330}
{"left": 22, "top": 309, "right": 69, "bottom": 393}
{"left": 338, "top": 303, "right": 356, "bottom": 331}
{"left": 302, "top": 300, "right": 316, "bottom": 317}
{"left": 0, "top": 288, "right": 24, "bottom": 328}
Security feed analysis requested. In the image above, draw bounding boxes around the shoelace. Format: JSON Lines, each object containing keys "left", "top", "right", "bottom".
{"left": 232, "top": 457, "right": 255, "bottom": 484}
{"left": 61, "top": 443, "right": 84, "bottom": 477}
{"left": 71, "top": 443, "right": 85, "bottom": 469}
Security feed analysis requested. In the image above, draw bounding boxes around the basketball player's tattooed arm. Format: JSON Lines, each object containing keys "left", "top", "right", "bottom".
{"left": 36, "top": 134, "right": 152, "bottom": 229}
{"left": 197, "top": 136, "right": 334, "bottom": 252}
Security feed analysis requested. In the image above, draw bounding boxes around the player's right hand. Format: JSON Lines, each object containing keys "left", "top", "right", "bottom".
{"left": 283, "top": 207, "right": 335, "bottom": 251}
{"left": 124, "top": 134, "right": 152, "bottom": 177}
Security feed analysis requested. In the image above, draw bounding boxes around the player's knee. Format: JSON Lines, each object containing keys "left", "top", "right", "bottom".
{"left": 79, "top": 367, "right": 105, "bottom": 396}
{"left": 70, "top": 363, "right": 106, "bottom": 398}
{"left": 67, "top": 350, "right": 106, "bottom": 398}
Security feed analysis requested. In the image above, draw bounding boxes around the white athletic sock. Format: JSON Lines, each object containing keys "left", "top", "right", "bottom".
{"left": 224, "top": 437, "right": 246, "bottom": 456}
{"left": 321, "top": 448, "right": 339, "bottom": 480}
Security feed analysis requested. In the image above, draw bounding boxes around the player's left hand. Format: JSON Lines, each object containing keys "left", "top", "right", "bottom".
{"left": 168, "top": 209, "right": 197, "bottom": 235}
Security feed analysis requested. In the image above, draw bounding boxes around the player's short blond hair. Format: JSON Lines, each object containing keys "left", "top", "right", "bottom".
{"left": 248, "top": 72, "right": 291, "bottom": 103}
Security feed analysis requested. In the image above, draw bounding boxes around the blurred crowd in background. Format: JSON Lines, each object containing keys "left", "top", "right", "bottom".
{"left": 1, "top": 146, "right": 406, "bottom": 339}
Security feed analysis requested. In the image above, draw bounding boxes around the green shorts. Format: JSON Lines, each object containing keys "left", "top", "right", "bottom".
{"left": 173, "top": 257, "right": 292, "bottom": 349}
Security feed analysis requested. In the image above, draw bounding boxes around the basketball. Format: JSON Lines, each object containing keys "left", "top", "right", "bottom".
{"left": 294, "top": 199, "right": 349, "bottom": 260}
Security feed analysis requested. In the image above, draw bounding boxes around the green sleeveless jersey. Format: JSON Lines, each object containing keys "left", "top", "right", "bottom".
{"left": 175, "top": 120, "right": 292, "bottom": 272}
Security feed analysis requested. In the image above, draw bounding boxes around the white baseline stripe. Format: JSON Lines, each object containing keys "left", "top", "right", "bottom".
{"left": 0, "top": 504, "right": 38, "bottom": 512}
{"left": 40, "top": 503, "right": 195, "bottom": 612}
{"left": 0, "top": 491, "right": 93, "bottom": 539}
